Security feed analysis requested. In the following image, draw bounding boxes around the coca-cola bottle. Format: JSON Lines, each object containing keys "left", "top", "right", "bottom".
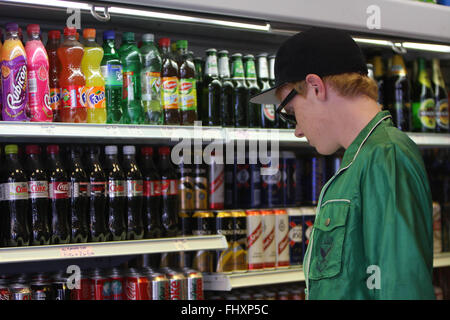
{"left": 1, "top": 145, "right": 30, "bottom": 247}
{"left": 85, "top": 146, "right": 109, "bottom": 242}
{"left": 122, "top": 145, "right": 144, "bottom": 240}
{"left": 46, "top": 145, "right": 71, "bottom": 244}
{"left": 104, "top": 145, "right": 126, "bottom": 241}
{"left": 140, "top": 146, "right": 162, "bottom": 239}
{"left": 67, "top": 146, "right": 90, "bottom": 243}
{"left": 158, "top": 146, "right": 180, "bottom": 237}
{"left": 25, "top": 145, "right": 51, "bottom": 246}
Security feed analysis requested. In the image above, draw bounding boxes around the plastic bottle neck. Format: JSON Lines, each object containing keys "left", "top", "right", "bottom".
{"left": 7, "top": 31, "right": 19, "bottom": 40}
{"left": 30, "top": 32, "right": 40, "bottom": 41}
{"left": 6, "top": 153, "right": 19, "bottom": 161}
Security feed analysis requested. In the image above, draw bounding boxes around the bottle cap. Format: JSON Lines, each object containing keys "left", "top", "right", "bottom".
{"left": 5, "top": 144, "right": 18, "bottom": 154}
{"left": 5, "top": 23, "right": 19, "bottom": 32}
{"left": 206, "top": 48, "right": 217, "bottom": 54}
{"left": 158, "top": 146, "right": 171, "bottom": 156}
{"left": 64, "top": 27, "right": 77, "bottom": 37}
{"left": 243, "top": 54, "right": 255, "bottom": 59}
{"left": 158, "top": 37, "right": 170, "bottom": 48}
{"left": 257, "top": 52, "right": 268, "bottom": 58}
{"left": 48, "top": 30, "right": 61, "bottom": 40}
{"left": 26, "top": 24, "right": 40, "bottom": 35}
{"left": 177, "top": 40, "right": 188, "bottom": 49}
{"left": 103, "top": 30, "right": 115, "bottom": 40}
{"left": 123, "top": 145, "right": 136, "bottom": 155}
{"left": 122, "top": 32, "right": 135, "bottom": 42}
{"left": 142, "top": 33, "right": 154, "bottom": 42}
{"left": 218, "top": 50, "right": 229, "bottom": 55}
{"left": 46, "top": 145, "right": 60, "bottom": 154}
{"left": 25, "top": 145, "right": 41, "bottom": 155}
{"left": 83, "top": 28, "right": 96, "bottom": 39}
{"left": 105, "top": 145, "right": 118, "bottom": 155}
{"left": 141, "top": 147, "right": 154, "bottom": 156}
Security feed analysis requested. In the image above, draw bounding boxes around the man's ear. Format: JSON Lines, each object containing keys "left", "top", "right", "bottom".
{"left": 305, "top": 74, "right": 326, "bottom": 101}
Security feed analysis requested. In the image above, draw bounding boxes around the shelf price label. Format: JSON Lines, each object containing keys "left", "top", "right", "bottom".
{"left": 40, "top": 124, "right": 57, "bottom": 136}
{"left": 174, "top": 239, "right": 189, "bottom": 251}
{"left": 60, "top": 246, "right": 95, "bottom": 258}
{"left": 105, "top": 125, "right": 121, "bottom": 137}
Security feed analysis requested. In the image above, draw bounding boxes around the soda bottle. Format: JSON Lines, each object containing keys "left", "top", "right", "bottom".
{"left": 101, "top": 30, "right": 123, "bottom": 124}
{"left": 218, "top": 50, "right": 234, "bottom": 127}
{"left": 140, "top": 34, "right": 163, "bottom": 124}
{"left": 81, "top": 28, "right": 106, "bottom": 124}
{"left": 158, "top": 146, "right": 180, "bottom": 237}
{"left": 122, "top": 145, "right": 144, "bottom": 240}
{"left": 244, "top": 54, "right": 261, "bottom": 128}
{"left": 85, "top": 146, "right": 109, "bottom": 242}
{"left": 1, "top": 23, "right": 28, "bottom": 121}
{"left": 159, "top": 38, "right": 180, "bottom": 125}
{"left": 25, "top": 145, "right": 51, "bottom": 245}
{"left": 177, "top": 40, "right": 198, "bottom": 125}
{"left": 57, "top": 27, "right": 86, "bottom": 123}
{"left": 104, "top": 145, "right": 127, "bottom": 241}
{"left": 46, "top": 30, "right": 62, "bottom": 122}
{"left": 119, "top": 32, "right": 143, "bottom": 124}
{"left": 231, "top": 53, "right": 249, "bottom": 127}
{"left": 202, "top": 49, "right": 221, "bottom": 126}
{"left": 66, "top": 146, "right": 90, "bottom": 243}
{"left": 268, "top": 54, "right": 280, "bottom": 128}
{"left": 1, "top": 144, "right": 30, "bottom": 246}
{"left": 46, "top": 145, "right": 71, "bottom": 244}
{"left": 140, "top": 147, "right": 162, "bottom": 239}
{"left": 25, "top": 24, "right": 52, "bottom": 122}
{"left": 256, "top": 53, "right": 275, "bottom": 128}
{"left": 194, "top": 57, "right": 204, "bottom": 124}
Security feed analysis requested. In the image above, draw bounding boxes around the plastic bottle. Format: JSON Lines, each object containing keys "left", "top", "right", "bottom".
{"left": 101, "top": 30, "right": 123, "bottom": 124}
{"left": 25, "top": 24, "right": 52, "bottom": 122}
{"left": 119, "top": 32, "right": 143, "bottom": 124}
{"left": 1, "top": 23, "right": 28, "bottom": 121}
{"left": 159, "top": 38, "right": 180, "bottom": 125}
{"left": 46, "top": 30, "right": 62, "bottom": 122}
{"left": 1, "top": 144, "right": 30, "bottom": 246}
{"left": 104, "top": 145, "right": 127, "bottom": 241}
{"left": 177, "top": 40, "right": 198, "bottom": 125}
{"left": 81, "top": 28, "right": 106, "bottom": 124}
{"left": 122, "top": 145, "right": 144, "bottom": 240}
{"left": 25, "top": 145, "right": 51, "bottom": 245}
{"left": 57, "top": 27, "right": 86, "bottom": 123}
{"left": 140, "top": 33, "right": 162, "bottom": 124}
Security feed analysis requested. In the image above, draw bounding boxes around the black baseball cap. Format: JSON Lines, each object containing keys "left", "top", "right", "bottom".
{"left": 250, "top": 27, "right": 368, "bottom": 105}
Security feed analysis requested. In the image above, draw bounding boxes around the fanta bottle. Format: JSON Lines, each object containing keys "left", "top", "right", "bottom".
{"left": 1, "top": 23, "right": 28, "bottom": 121}
{"left": 57, "top": 27, "right": 86, "bottom": 123}
{"left": 81, "top": 28, "right": 106, "bottom": 124}
{"left": 25, "top": 24, "right": 52, "bottom": 122}
{"left": 46, "top": 30, "right": 61, "bottom": 122}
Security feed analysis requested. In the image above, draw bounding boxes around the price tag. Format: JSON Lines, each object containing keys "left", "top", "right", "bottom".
{"left": 174, "top": 239, "right": 189, "bottom": 251}
{"left": 105, "top": 125, "right": 121, "bottom": 137}
{"left": 60, "top": 246, "right": 95, "bottom": 258}
{"left": 40, "top": 124, "right": 56, "bottom": 136}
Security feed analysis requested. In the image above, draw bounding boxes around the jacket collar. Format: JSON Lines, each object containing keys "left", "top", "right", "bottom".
{"left": 340, "top": 110, "right": 392, "bottom": 169}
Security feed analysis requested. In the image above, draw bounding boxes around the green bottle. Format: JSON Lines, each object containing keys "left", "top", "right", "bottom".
{"left": 257, "top": 53, "right": 275, "bottom": 128}
{"left": 140, "top": 33, "right": 162, "bottom": 125}
{"left": 218, "top": 50, "right": 234, "bottom": 127}
{"left": 412, "top": 58, "right": 436, "bottom": 132}
{"left": 231, "top": 53, "right": 249, "bottom": 127}
{"left": 244, "top": 54, "right": 261, "bottom": 128}
{"left": 432, "top": 59, "right": 449, "bottom": 133}
{"left": 202, "top": 49, "right": 221, "bottom": 126}
{"left": 101, "top": 30, "right": 123, "bottom": 124}
{"left": 194, "top": 57, "right": 204, "bottom": 123}
{"left": 119, "top": 32, "right": 143, "bottom": 124}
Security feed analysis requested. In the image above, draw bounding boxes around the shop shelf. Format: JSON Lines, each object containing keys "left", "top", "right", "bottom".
{"left": 433, "top": 252, "right": 450, "bottom": 268}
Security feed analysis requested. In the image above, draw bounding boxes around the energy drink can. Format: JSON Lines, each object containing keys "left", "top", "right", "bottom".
{"left": 302, "top": 207, "right": 316, "bottom": 260}
{"left": 246, "top": 209, "right": 264, "bottom": 271}
{"left": 287, "top": 208, "right": 303, "bottom": 266}
{"left": 231, "top": 210, "right": 247, "bottom": 272}
{"left": 192, "top": 211, "right": 214, "bottom": 272}
{"left": 274, "top": 209, "right": 290, "bottom": 268}
{"left": 214, "top": 211, "right": 234, "bottom": 273}
{"left": 261, "top": 209, "right": 276, "bottom": 269}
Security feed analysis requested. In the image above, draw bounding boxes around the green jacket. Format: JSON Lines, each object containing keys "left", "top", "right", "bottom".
{"left": 303, "top": 111, "right": 435, "bottom": 300}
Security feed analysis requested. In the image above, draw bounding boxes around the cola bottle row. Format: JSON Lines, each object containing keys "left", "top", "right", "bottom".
{"left": 0, "top": 144, "right": 180, "bottom": 247}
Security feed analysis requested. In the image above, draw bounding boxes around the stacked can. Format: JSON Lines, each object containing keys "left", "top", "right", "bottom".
{"left": 287, "top": 208, "right": 303, "bottom": 266}
{"left": 274, "top": 209, "right": 290, "bottom": 268}
{"left": 261, "top": 209, "right": 276, "bottom": 269}
{"left": 214, "top": 211, "right": 234, "bottom": 273}
{"left": 140, "top": 267, "right": 170, "bottom": 300}
{"left": 191, "top": 211, "right": 214, "bottom": 272}
{"left": 125, "top": 268, "right": 151, "bottom": 300}
{"left": 231, "top": 210, "right": 247, "bottom": 272}
{"left": 246, "top": 209, "right": 264, "bottom": 271}
{"left": 302, "top": 207, "right": 316, "bottom": 260}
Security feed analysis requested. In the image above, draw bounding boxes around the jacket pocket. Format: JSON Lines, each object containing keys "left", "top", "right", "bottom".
{"left": 309, "top": 200, "right": 350, "bottom": 280}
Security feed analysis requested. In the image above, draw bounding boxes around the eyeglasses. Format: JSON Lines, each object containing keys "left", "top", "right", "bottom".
{"left": 275, "top": 88, "right": 297, "bottom": 126}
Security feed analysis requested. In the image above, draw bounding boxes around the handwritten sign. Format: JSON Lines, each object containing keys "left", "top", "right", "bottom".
{"left": 60, "top": 246, "right": 95, "bottom": 258}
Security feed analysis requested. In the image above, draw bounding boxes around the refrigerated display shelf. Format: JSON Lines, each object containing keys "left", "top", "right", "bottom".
{"left": 433, "top": 252, "right": 450, "bottom": 268}
{"left": 0, "top": 235, "right": 227, "bottom": 264}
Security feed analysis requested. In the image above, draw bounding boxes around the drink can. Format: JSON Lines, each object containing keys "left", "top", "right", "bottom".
{"left": 30, "top": 273, "right": 53, "bottom": 300}
{"left": 179, "top": 210, "right": 192, "bottom": 236}
{"left": 287, "top": 208, "right": 303, "bottom": 266}
{"left": 277, "top": 291, "right": 289, "bottom": 300}
{"left": 10, "top": 275, "right": 32, "bottom": 300}
{"left": 246, "top": 209, "right": 264, "bottom": 271}
{"left": 144, "top": 269, "right": 169, "bottom": 300}
{"left": 163, "top": 268, "right": 186, "bottom": 300}
{"left": 281, "top": 151, "right": 296, "bottom": 206}
{"left": 192, "top": 211, "right": 214, "bottom": 272}
{"left": 310, "top": 156, "right": 326, "bottom": 205}
{"left": 234, "top": 155, "right": 261, "bottom": 209}
{"left": 294, "top": 156, "right": 303, "bottom": 206}
{"left": 261, "top": 209, "right": 276, "bottom": 269}
{"left": 231, "top": 210, "right": 247, "bottom": 272}
{"left": 108, "top": 267, "right": 125, "bottom": 300}
{"left": 261, "top": 159, "right": 283, "bottom": 208}
{"left": 0, "top": 276, "right": 11, "bottom": 300}
{"left": 274, "top": 209, "right": 290, "bottom": 268}
{"left": 302, "top": 207, "right": 316, "bottom": 260}
{"left": 125, "top": 268, "right": 151, "bottom": 300}
{"left": 290, "top": 288, "right": 305, "bottom": 300}
{"left": 90, "top": 268, "right": 110, "bottom": 300}
{"left": 209, "top": 152, "right": 225, "bottom": 210}
{"left": 70, "top": 270, "right": 92, "bottom": 300}
{"left": 182, "top": 268, "right": 204, "bottom": 300}
{"left": 214, "top": 211, "right": 234, "bottom": 273}
{"left": 51, "top": 272, "right": 71, "bottom": 300}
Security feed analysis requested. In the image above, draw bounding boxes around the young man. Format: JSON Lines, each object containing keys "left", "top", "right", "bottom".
{"left": 251, "top": 27, "right": 435, "bottom": 299}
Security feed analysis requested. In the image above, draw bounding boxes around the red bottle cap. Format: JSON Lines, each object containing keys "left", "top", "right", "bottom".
{"left": 46, "top": 145, "right": 60, "bottom": 154}
{"left": 141, "top": 147, "right": 154, "bottom": 156}
{"left": 26, "top": 145, "right": 41, "bottom": 155}
{"left": 48, "top": 30, "right": 61, "bottom": 40}
{"left": 158, "top": 37, "right": 170, "bottom": 48}
{"left": 64, "top": 27, "right": 77, "bottom": 37}
{"left": 83, "top": 28, "right": 96, "bottom": 39}
{"left": 26, "top": 24, "right": 40, "bottom": 35}
{"left": 159, "top": 146, "right": 171, "bottom": 155}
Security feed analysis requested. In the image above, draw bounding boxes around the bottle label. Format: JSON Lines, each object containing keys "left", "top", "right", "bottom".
{"left": 436, "top": 99, "right": 449, "bottom": 129}
{"left": 263, "top": 104, "right": 275, "bottom": 121}
{"left": 49, "top": 182, "right": 70, "bottom": 199}
{"left": 101, "top": 64, "right": 123, "bottom": 87}
{"left": 28, "top": 65, "right": 52, "bottom": 122}
{"left": 61, "top": 85, "right": 85, "bottom": 109}
{"left": 28, "top": 181, "right": 49, "bottom": 199}
{"left": 2, "top": 182, "right": 29, "bottom": 200}
{"left": 49, "top": 87, "right": 61, "bottom": 112}
{"left": 161, "top": 77, "right": 179, "bottom": 110}
{"left": 258, "top": 58, "right": 269, "bottom": 79}
{"left": 179, "top": 176, "right": 194, "bottom": 210}
{"left": 126, "top": 180, "right": 144, "bottom": 197}
{"left": 245, "top": 60, "right": 257, "bottom": 80}
{"left": 413, "top": 99, "right": 436, "bottom": 130}
{"left": 141, "top": 71, "right": 161, "bottom": 102}
{"left": 108, "top": 180, "right": 126, "bottom": 197}
{"left": 205, "top": 55, "right": 219, "bottom": 76}
{"left": 71, "top": 182, "right": 89, "bottom": 198}
{"left": 232, "top": 60, "right": 245, "bottom": 80}
{"left": 123, "top": 71, "right": 137, "bottom": 101}
{"left": 179, "top": 78, "right": 197, "bottom": 111}
{"left": 218, "top": 57, "right": 230, "bottom": 78}
{"left": 1, "top": 55, "right": 28, "bottom": 121}
{"left": 161, "top": 179, "right": 178, "bottom": 196}
{"left": 143, "top": 180, "right": 161, "bottom": 197}
{"left": 86, "top": 86, "right": 106, "bottom": 109}
{"left": 90, "top": 181, "right": 106, "bottom": 197}
{"left": 194, "top": 176, "right": 208, "bottom": 209}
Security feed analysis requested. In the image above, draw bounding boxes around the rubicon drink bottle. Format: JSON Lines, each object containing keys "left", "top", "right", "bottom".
{"left": 2, "top": 145, "right": 30, "bottom": 247}
{"left": 46, "top": 30, "right": 61, "bottom": 122}
{"left": 46, "top": 145, "right": 71, "bottom": 244}
{"left": 104, "top": 145, "right": 127, "bottom": 241}
{"left": 82, "top": 28, "right": 106, "bottom": 124}
{"left": 25, "top": 145, "right": 51, "bottom": 245}
{"left": 159, "top": 38, "right": 180, "bottom": 125}
{"left": 67, "top": 146, "right": 90, "bottom": 243}
{"left": 1, "top": 23, "right": 28, "bottom": 121}
{"left": 25, "top": 24, "right": 52, "bottom": 122}
{"left": 122, "top": 146, "right": 144, "bottom": 240}
{"left": 57, "top": 27, "right": 86, "bottom": 123}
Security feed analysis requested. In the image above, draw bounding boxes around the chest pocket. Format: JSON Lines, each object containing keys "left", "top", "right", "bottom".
{"left": 309, "top": 200, "right": 350, "bottom": 280}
